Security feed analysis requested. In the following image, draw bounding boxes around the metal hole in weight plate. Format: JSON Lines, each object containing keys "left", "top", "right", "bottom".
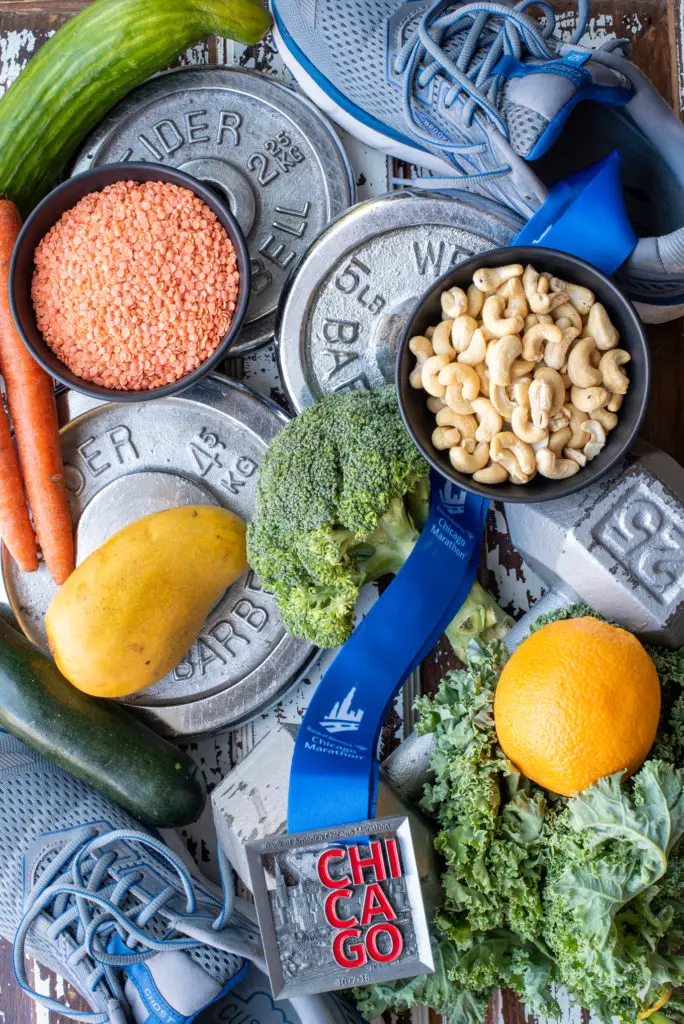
{"left": 180, "top": 157, "right": 257, "bottom": 238}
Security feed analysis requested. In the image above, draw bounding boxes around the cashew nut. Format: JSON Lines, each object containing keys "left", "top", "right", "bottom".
{"left": 564, "top": 404, "right": 590, "bottom": 448}
{"left": 451, "top": 315, "right": 479, "bottom": 353}
{"left": 551, "top": 301, "right": 582, "bottom": 332}
{"left": 441, "top": 286, "right": 468, "bottom": 320}
{"left": 549, "top": 410, "right": 570, "bottom": 432}
{"left": 522, "top": 322, "right": 563, "bottom": 363}
{"left": 425, "top": 325, "right": 434, "bottom": 340}
{"left": 422, "top": 354, "right": 452, "bottom": 397}
{"left": 486, "top": 334, "right": 522, "bottom": 386}
{"left": 460, "top": 438, "right": 477, "bottom": 455}
{"left": 586, "top": 302, "right": 619, "bottom": 350}
{"left": 449, "top": 442, "right": 490, "bottom": 474}
{"left": 536, "top": 448, "right": 580, "bottom": 480}
{"left": 523, "top": 264, "right": 568, "bottom": 314}
{"left": 582, "top": 420, "right": 607, "bottom": 461}
{"left": 482, "top": 295, "right": 524, "bottom": 339}
{"left": 432, "top": 319, "right": 456, "bottom": 357}
{"left": 467, "top": 283, "right": 484, "bottom": 319}
{"left": 473, "top": 263, "right": 523, "bottom": 292}
{"left": 457, "top": 327, "right": 488, "bottom": 367}
{"left": 436, "top": 407, "right": 477, "bottom": 438}
{"left": 497, "top": 277, "right": 528, "bottom": 320}
{"left": 439, "top": 362, "right": 480, "bottom": 413}
{"left": 473, "top": 463, "right": 509, "bottom": 484}
{"left": 511, "top": 358, "right": 536, "bottom": 379}
{"left": 599, "top": 348, "right": 630, "bottom": 394}
{"left": 549, "top": 426, "right": 572, "bottom": 455}
{"left": 564, "top": 447, "right": 587, "bottom": 468}
{"left": 529, "top": 367, "right": 565, "bottom": 428}
{"left": 491, "top": 431, "right": 536, "bottom": 483}
{"left": 427, "top": 396, "right": 446, "bottom": 414}
{"left": 409, "top": 335, "right": 433, "bottom": 388}
{"left": 432, "top": 426, "right": 460, "bottom": 450}
{"left": 490, "top": 384, "right": 517, "bottom": 419}
{"left": 511, "top": 377, "right": 531, "bottom": 407}
{"left": 474, "top": 362, "right": 490, "bottom": 398}
{"left": 591, "top": 407, "right": 618, "bottom": 432}
{"left": 570, "top": 385, "right": 609, "bottom": 413}
{"left": 544, "top": 324, "right": 580, "bottom": 370}
{"left": 512, "top": 404, "right": 548, "bottom": 444}
{"left": 567, "top": 337, "right": 602, "bottom": 388}
{"left": 472, "top": 397, "right": 503, "bottom": 443}
{"left": 549, "top": 277, "right": 595, "bottom": 316}
{"left": 608, "top": 393, "right": 623, "bottom": 413}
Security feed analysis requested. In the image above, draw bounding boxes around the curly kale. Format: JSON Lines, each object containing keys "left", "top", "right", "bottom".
{"left": 356, "top": 606, "right": 684, "bottom": 1024}
{"left": 247, "top": 387, "right": 511, "bottom": 650}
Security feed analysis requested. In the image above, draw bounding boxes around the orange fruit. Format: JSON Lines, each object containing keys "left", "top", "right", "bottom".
{"left": 494, "top": 617, "right": 661, "bottom": 796}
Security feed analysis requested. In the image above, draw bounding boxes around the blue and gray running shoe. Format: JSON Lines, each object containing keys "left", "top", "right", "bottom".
{"left": 270, "top": 0, "right": 684, "bottom": 322}
{"left": 0, "top": 730, "right": 260, "bottom": 1024}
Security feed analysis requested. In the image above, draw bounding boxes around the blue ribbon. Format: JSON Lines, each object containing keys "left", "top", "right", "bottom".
{"left": 287, "top": 152, "right": 638, "bottom": 837}
{"left": 288, "top": 474, "right": 488, "bottom": 834}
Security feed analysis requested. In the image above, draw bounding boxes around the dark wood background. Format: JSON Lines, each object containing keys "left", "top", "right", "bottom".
{"left": 0, "top": 1, "right": 681, "bottom": 1022}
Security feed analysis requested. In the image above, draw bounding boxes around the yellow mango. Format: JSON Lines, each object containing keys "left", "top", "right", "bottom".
{"left": 46, "top": 505, "right": 248, "bottom": 698}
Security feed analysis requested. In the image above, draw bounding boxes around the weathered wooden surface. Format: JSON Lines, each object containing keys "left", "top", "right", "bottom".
{"left": 0, "top": 1, "right": 681, "bottom": 1022}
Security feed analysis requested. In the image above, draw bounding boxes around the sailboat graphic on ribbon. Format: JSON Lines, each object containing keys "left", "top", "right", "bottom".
{"left": 321, "top": 688, "right": 364, "bottom": 734}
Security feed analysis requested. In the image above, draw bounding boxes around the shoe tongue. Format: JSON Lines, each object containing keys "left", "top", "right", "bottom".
{"left": 501, "top": 53, "right": 632, "bottom": 160}
{"left": 114, "top": 941, "right": 236, "bottom": 1024}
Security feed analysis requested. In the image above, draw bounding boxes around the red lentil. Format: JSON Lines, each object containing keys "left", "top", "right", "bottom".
{"left": 31, "top": 180, "right": 240, "bottom": 391}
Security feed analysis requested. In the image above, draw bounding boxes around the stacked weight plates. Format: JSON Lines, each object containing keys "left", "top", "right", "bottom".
{"left": 73, "top": 67, "right": 355, "bottom": 354}
{"left": 0, "top": 376, "right": 315, "bottom": 738}
{"left": 276, "top": 189, "right": 525, "bottom": 411}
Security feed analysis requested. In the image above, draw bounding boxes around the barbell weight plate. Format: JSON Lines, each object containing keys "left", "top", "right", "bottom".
{"left": 276, "top": 189, "right": 525, "bottom": 412}
{"left": 73, "top": 67, "right": 355, "bottom": 355}
{"left": 0, "top": 375, "right": 315, "bottom": 738}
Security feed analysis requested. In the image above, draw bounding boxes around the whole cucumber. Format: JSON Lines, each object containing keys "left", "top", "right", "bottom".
{"left": 0, "top": 618, "right": 206, "bottom": 828}
{"left": 0, "top": 0, "right": 272, "bottom": 215}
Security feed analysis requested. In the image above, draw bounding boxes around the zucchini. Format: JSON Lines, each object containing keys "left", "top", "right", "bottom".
{"left": 0, "top": 0, "right": 272, "bottom": 215}
{"left": 0, "top": 618, "right": 206, "bottom": 828}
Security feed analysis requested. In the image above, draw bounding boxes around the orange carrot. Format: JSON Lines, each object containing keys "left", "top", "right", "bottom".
{"left": 0, "top": 396, "right": 38, "bottom": 572}
{"left": 0, "top": 199, "right": 74, "bottom": 584}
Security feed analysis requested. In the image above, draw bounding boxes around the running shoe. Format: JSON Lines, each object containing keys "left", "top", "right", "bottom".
{"left": 0, "top": 730, "right": 260, "bottom": 1024}
{"left": 270, "top": 0, "right": 684, "bottom": 322}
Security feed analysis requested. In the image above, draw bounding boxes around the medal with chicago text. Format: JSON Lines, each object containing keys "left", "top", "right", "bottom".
{"left": 248, "top": 474, "right": 489, "bottom": 996}
{"left": 246, "top": 815, "right": 433, "bottom": 998}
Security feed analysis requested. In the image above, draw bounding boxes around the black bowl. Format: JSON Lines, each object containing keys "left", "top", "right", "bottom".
{"left": 9, "top": 163, "right": 251, "bottom": 402}
{"left": 397, "top": 246, "right": 650, "bottom": 503}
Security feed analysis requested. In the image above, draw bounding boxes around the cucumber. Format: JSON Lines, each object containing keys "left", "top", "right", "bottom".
{"left": 0, "top": 0, "right": 272, "bottom": 215}
{"left": 0, "top": 618, "right": 206, "bottom": 827}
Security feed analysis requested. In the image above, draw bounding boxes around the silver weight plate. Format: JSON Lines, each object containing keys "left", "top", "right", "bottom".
{"left": 72, "top": 67, "right": 354, "bottom": 355}
{"left": 276, "top": 189, "right": 525, "bottom": 412}
{"left": 0, "top": 375, "right": 315, "bottom": 738}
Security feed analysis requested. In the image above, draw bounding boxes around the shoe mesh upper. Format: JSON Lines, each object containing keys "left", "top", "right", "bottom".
{"left": 0, "top": 733, "right": 243, "bottom": 1012}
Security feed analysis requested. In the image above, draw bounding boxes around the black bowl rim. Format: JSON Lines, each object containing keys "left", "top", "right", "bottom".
{"left": 396, "top": 245, "right": 651, "bottom": 504}
{"left": 9, "top": 162, "right": 251, "bottom": 403}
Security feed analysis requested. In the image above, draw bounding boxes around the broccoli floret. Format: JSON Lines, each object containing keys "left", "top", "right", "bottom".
{"left": 248, "top": 387, "right": 512, "bottom": 651}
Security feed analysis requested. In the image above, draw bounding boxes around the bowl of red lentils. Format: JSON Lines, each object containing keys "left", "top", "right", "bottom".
{"left": 9, "top": 163, "right": 250, "bottom": 401}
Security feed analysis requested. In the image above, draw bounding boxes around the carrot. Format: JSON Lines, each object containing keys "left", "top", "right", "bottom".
{"left": 0, "top": 396, "right": 38, "bottom": 572}
{"left": 0, "top": 199, "right": 74, "bottom": 584}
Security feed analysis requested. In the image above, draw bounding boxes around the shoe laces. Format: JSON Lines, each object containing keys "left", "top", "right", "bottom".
{"left": 13, "top": 827, "right": 254, "bottom": 1024}
{"left": 393, "top": 0, "right": 627, "bottom": 185}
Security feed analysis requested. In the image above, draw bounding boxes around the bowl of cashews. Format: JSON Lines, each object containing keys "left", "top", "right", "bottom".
{"left": 397, "top": 246, "right": 650, "bottom": 502}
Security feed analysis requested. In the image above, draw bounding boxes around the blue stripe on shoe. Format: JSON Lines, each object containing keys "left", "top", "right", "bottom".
{"left": 270, "top": 1, "right": 428, "bottom": 152}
